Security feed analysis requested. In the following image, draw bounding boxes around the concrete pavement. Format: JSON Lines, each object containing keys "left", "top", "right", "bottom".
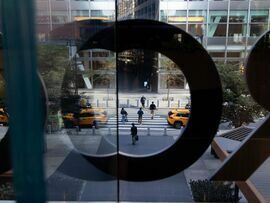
{"left": 45, "top": 131, "right": 193, "bottom": 202}
{"left": 0, "top": 124, "right": 246, "bottom": 202}
{"left": 0, "top": 98, "right": 249, "bottom": 203}
{"left": 43, "top": 126, "right": 227, "bottom": 202}
{"left": 78, "top": 90, "right": 191, "bottom": 109}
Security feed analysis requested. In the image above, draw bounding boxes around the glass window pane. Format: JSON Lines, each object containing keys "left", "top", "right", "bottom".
{"left": 171, "top": 24, "right": 186, "bottom": 31}
{"left": 160, "top": 10, "right": 167, "bottom": 22}
{"left": 6, "top": 0, "right": 270, "bottom": 202}
{"left": 227, "top": 52, "right": 241, "bottom": 57}
{"left": 188, "top": 24, "right": 205, "bottom": 36}
{"left": 229, "top": 11, "right": 248, "bottom": 23}
{"left": 250, "top": 23, "right": 268, "bottom": 37}
{"left": 33, "top": 0, "right": 118, "bottom": 201}
{"left": 209, "top": 11, "right": 227, "bottom": 23}
{"left": 228, "top": 24, "right": 247, "bottom": 36}
{"left": 71, "top": 10, "right": 89, "bottom": 17}
{"left": 91, "top": 10, "right": 114, "bottom": 17}
{"left": 162, "top": 10, "right": 187, "bottom": 23}
{"left": 251, "top": 10, "right": 269, "bottom": 22}
{"left": 189, "top": 10, "right": 206, "bottom": 23}
{"left": 208, "top": 23, "right": 227, "bottom": 36}
{"left": 209, "top": 52, "right": 225, "bottom": 58}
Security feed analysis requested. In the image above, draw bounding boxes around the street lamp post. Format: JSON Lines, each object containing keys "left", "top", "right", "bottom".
{"left": 74, "top": 53, "right": 78, "bottom": 95}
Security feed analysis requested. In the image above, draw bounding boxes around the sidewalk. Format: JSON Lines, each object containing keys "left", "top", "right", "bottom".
{"left": 44, "top": 127, "right": 239, "bottom": 202}
{"left": 0, "top": 125, "right": 246, "bottom": 202}
{"left": 45, "top": 131, "right": 193, "bottom": 202}
{"left": 78, "top": 90, "right": 191, "bottom": 109}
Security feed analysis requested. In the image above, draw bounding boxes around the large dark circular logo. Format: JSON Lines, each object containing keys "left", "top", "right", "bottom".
{"left": 0, "top": 20, "right": 222, "bottom": 181}
{"left": 246, "top": 30, "right": 270, "bottom": 110}
{"left": 73, "top": 19, "right": 223, "bottom": 181}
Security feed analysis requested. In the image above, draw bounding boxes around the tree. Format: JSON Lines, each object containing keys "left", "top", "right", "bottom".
{"left": 38, "top": 45, "right": 69, "bottom": 111}
{"left": 89, "top": 57, "right": 116, "bottom": 88}
{"left": 216, "top": 62, "right": 266, "bottom": 127}
{"left": 189, "top": 179, "right": 239, "bottom": 202}
{"left": 160, "top": 57, "right": 185, "bottom": 100}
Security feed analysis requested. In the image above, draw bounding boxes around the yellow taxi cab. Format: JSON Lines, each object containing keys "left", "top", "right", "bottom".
{"left": 0, "top": 108, "right": 8, "bottom": 126}
{"left": 167, "top": 108, "right": 190, "bottom": 129}
{"left": 62, "top": 107, "right": 108, "bottom": 128}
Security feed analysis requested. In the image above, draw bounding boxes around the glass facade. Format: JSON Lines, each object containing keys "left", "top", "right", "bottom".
{"left": 0, "top": 0, "right": 270, "bottom": 202}
{"left": 159, "top": 1, "right": 270, "bottom": 63}
{"left": 35, "top": 0, "right": 270, "bottom": 79}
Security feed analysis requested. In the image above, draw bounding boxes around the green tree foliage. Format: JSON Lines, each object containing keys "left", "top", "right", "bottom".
{"left": 38, "top": 45, "right": 69, "bottom": 111}
{"left": 90, "top": 57, "right": 116, "bottom": 88}
{"left": 160, "top": 57, "right": 185, "bottom": 101}
{"left": 216, "top": 62, "right": 265, "bottom": 127}
{"left": 0, "top": 181, "right": 15, "bottom": 200}
{"left": 190, "top": 179, "right": 238, "bottom": 202}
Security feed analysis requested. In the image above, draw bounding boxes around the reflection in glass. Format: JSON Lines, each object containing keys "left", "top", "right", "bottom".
{"left": 60, "top": 48, "right": 117, "bottom": 154}
{"left": 116, "top": 50, "right": 189, "bottom": 155}
{"left": 160, "top": 10, "right": 187, "bottom": 23}
{"left": 229, "top": 11, "right": 247, "bottom": 23}
{"left": 250, "top": 23, "right": 268, "bottom": 37}
{"left": 250, "top": 10, "right": 268, "bottom": 23}
{"left": 228, "top": 24, "right": 247, "bottom": 37}
{"left": 227, "top": 52, "right": 241, "bottom": 58}
{"left": 209, "top": 10, "right": 227, "bottom": 23}
{"left": 188, "top": 24, "right": 205, "bottom": 37}
{"left": 34, "top": 0, "right": 118, "bottom": 199}
{"left": 0, "top": 41, "right": 14, "bottom": 200}
{"left": 189, "top": 10, "right": 206, "bottom": 19}
{"left": 7, "top": 0, "right": 270, "bottom": 201}
{"left": 52, "top": 11, "right": 69, "bottom": 24}
{"left": 174, "top": 24, "right": 187, "bottom": 31}
{"left": 209, "top": 52, "right": 225, "bottom": 58}
{"left": 208, "top": 23, "right": 227, "bottom": 37}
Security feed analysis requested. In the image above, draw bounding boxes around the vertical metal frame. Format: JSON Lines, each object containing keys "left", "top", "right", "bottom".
{"left": 49, "top": 0, "right": 53, "bottom": 31}
{"left": 1, "top": 0, "right": 46, "bottom": 202}
{"left": 245, "top": 0, "right": 251, "bottom": 60}
{"left": 224, "top": 0, "right": 230, "bottom": 63}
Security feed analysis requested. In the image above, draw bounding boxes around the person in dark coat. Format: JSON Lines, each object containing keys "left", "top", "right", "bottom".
{"left": 131, "top": 123, "right": 138, "bottom": 145}
{"left": 149, "top": 101, "right": 157, "bottom": 119}
{"left": 120, "top": 107, "right": 128, "bottom": 123}
{"left": 137, "top": 107, "right": 144, "bottom": 124}
{"left": 140, "top": 96, "right": 146, "bottom": 108}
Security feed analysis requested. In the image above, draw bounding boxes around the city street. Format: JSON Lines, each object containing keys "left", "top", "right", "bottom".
{"left": 65, "top": 107, "right": 183, "bottom": 154}
{"left": 0, "top": 106, "right": 223, "bottom": 202}
{"left": 43, "top": 106, "right": 221, "bottom": 202}
{"left": 44, "top": 106, "right": 193, "bottom": 201}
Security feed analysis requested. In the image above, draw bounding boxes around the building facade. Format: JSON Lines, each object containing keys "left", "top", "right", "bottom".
{"left": 35, "top": 0, "right": 270, "bottom": 92}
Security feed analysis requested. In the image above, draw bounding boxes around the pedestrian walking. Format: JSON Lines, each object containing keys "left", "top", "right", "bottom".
{"left": 131, "top": 123, "right": 138, "bottom": 145}
{"left": 120, "top": 107, "right": 128, "bottom": 124}
{"left": 149, "top": 101, "right": 157, "bottom": 119}
{"left": 137, "top": 107, "right": 144, "bottom": 124}
{"left": 140, "top": 95, "right": 146, "bottom": 108}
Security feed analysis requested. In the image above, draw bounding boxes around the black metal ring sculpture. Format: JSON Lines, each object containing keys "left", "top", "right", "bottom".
{"left": 69, "top": 19, "right": 223, "bottom": 181}
{"left": 0, "top": 20, "right": 223, "bottom": 181}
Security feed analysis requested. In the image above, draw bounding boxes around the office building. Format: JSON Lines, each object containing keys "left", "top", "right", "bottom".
{"left": 35, "top": 0, "right": 270, "bottom": 92}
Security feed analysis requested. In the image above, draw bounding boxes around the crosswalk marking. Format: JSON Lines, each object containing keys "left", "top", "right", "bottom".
{"left": 102, "top": 111, "right": 174, "bottom": 131}
{"left": 65, "top": 109, "right": 183, "bottom": 136}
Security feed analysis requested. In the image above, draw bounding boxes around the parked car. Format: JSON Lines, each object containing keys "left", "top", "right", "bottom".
{"left": 167, "top": 108, "right": 190, "bottom": 129}
{"left": 0, "top": 108, "right": 8, "bottom": 126}
{"left": 62, "top": 107, "right": 108, "bottom": 128}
